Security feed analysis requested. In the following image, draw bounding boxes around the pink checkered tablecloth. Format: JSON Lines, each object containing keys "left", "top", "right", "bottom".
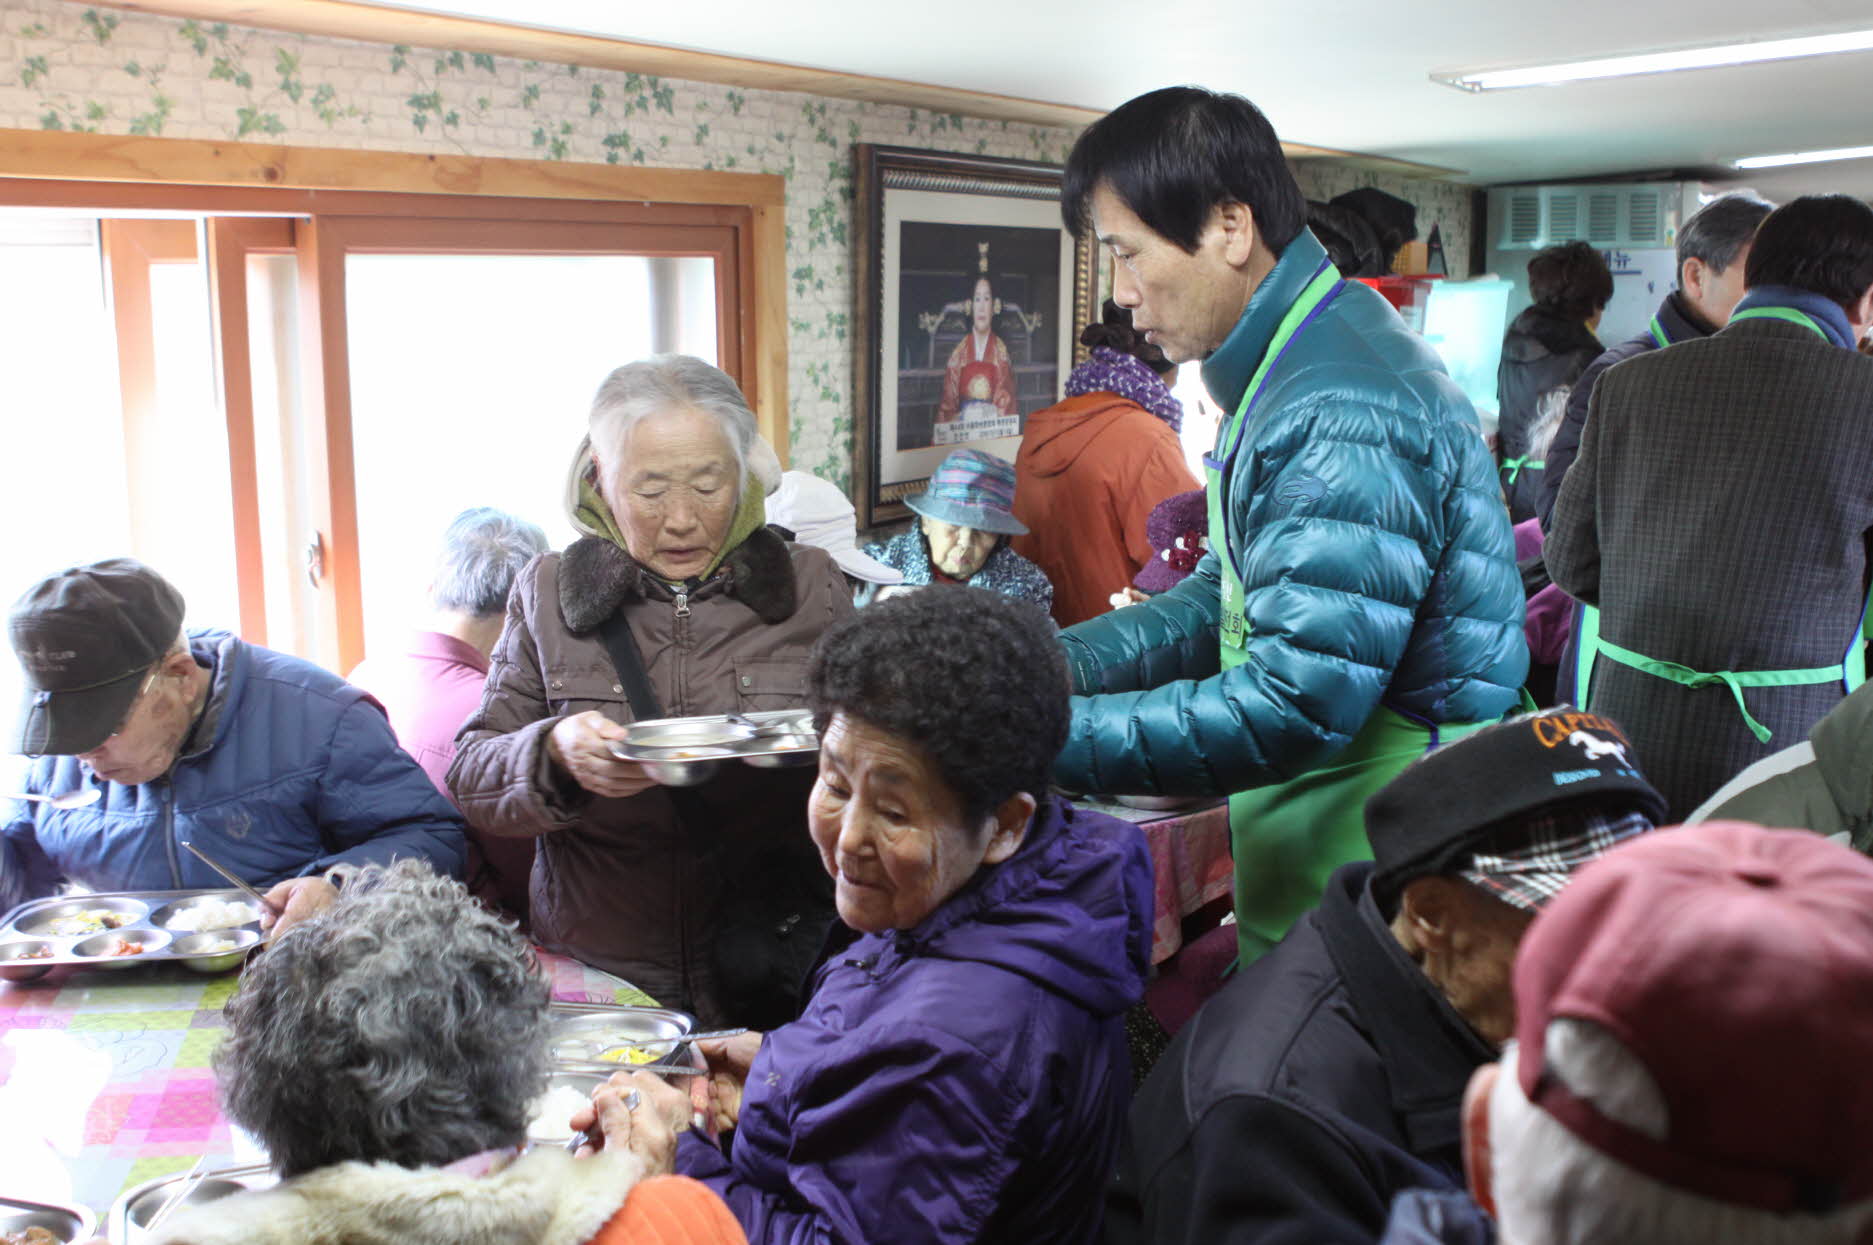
{"left": 0, "top": 948, "right": 648, "bottom": 1217}
{"left": 1072, "top": 797, "right": 1233, "bottom": 964}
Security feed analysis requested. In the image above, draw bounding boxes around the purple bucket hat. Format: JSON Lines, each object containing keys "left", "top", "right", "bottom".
{"left": 905, "top": 449, "right": 1028, "bottom": 536}
{"left": 1133, "top": 489, "right": 1210, "bottom": 593}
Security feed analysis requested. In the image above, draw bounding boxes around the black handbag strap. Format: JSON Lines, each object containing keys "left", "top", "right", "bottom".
{"left": 595, "top": 611, "right": 664, "bottom": 722}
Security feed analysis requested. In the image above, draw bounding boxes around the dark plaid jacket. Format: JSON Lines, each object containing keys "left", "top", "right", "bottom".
{"left": 1546, "top": 316, "right": 1873, "bottom": 819}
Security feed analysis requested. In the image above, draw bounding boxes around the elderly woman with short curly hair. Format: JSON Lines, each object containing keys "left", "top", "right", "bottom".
{"left": 150, "top": 861, "right": 745, "bottom": 1245}
{"left": 601, "top": 588, "right": 1154, "bottom": 1245}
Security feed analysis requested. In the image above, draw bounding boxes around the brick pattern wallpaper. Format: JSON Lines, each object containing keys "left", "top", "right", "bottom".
{"left": 0, "top": 0, "right": 1473, "bottom": 487}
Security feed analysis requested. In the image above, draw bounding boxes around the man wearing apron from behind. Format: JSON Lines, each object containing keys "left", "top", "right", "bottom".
{"left": 1051, "top": 87, "right": 1528, "bottom": 965}
{"left": 1546, "top": 195, "right": 1873, "bottom": 820}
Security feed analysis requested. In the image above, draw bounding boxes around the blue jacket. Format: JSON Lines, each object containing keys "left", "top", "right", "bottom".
{"left": 1, "top": 630, "right": 466, "bottom": 911}
{"left": 866, "top": 528, "right": 1055, "bottom": 614}
{"left": 1053, "top": 230, "right": 1526, "bottom": 795}
{"left": 676, "top": 797, "right": 1152, "bottom": 1244}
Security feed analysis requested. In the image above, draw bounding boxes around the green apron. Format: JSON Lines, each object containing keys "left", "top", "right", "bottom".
{"left": 1204, "top": 260, "right": 1493, "bottom": 964}
{"left": 1573, "top": 305, "right": 1871, "bottom": 741}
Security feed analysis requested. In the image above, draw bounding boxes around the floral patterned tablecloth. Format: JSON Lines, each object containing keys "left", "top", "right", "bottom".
{"left": 0, "top": 948, "right": 646, "bottom": 1217}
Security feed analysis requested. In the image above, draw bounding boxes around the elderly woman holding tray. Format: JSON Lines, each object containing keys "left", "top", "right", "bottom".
{"left": 597, "top": 588, "right": 1154, "bottom": 1245}
{"left": 449, "top": 356, "right": 853, "bottom": 1028}
{"left": 150, "top": 860, "right": 746, "bottom": 1245}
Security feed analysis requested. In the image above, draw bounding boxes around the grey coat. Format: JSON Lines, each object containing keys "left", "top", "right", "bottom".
{"left": 1546, "top": 317, "right": 1873, "bottom": 819}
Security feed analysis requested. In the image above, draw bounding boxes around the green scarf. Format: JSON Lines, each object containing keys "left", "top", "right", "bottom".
{"left": 574, "top": 459, "right": 768, "bottom": 583}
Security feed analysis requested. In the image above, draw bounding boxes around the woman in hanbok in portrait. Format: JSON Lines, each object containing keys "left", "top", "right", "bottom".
{"left": 936, "top": 275, "right": 1017, "bottom": 427}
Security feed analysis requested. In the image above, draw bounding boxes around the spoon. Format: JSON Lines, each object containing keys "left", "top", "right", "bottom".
{"left": 4, "top": 788, "right": 101, "bottom": 810}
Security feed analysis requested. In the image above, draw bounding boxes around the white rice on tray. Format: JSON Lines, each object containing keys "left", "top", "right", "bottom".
{"left": 167, "top": 900, "right": 257, "bottom": 932}
{"left": 527, "top": 1085, "right": 594, "bottom": 1142}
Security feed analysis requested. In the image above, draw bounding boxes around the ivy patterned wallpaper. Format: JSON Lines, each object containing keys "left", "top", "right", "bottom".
{"left": 0, "top": 0, "right": 1473, "bottom": 487}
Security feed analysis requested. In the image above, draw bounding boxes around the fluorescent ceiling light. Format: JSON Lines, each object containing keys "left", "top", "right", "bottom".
{"left": 1735, "top": 144, "right": 1873, "bottom": 169}
{"left": 1433, "top": 28, "right": 1873, "bottom": 92}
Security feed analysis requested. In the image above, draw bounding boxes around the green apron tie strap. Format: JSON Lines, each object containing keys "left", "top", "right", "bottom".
{"left": 1647, "top": 316, "right": 1671, "bottom": 350}
{"left": 1594, "top": 639, "right": 1845, "bottom": 744}
{"left": 1501, "top": 454, "right": 1544, "bottom": 484}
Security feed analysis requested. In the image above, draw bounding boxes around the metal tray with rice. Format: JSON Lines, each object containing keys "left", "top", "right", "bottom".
{"left": 0, "top": 889, "right": 266, "bottom": 979}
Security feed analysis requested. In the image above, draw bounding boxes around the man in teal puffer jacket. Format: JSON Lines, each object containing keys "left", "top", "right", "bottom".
{"left": 1056, "top": 88, "right": 1527, "bottom": 962}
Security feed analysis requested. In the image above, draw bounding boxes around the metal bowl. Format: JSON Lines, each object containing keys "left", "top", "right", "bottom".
{"left": 151, "top": 894, "right": 262, "bottom": 933}
{"left": 751, "top": 710, "right": 815, "bottom": 736}
{"left": 120, "top": 1177, "right": 253, "bottom": 1238}
{"left": 109, "top": 1164, "right": 273, "bottom": 1243}
{"left": 613, "top": 743, "right": 735, "bottom": 787}
{"left": 171, "top": 928, "right": 261, "bottom": 974}
{"left": 526, "top": 1070, "right": 607, "bottom": 1144}
{"left": 16, "top": 896, "right": 148, "bottom": 938}
{"left": 738, "top": 734, "right": 819, "bottom": 768}
{"left": 549, "top": 1005, "right": 694, "bottom": 1064}
{"left": 0, "top": 939, "right": 57, "bottom": 983}
{"left": 0, "top": 1194, "right": 94, "bottom": 1243}
{"left": 620, "top": 718, "right": 757, "bottom": 750}
{"left": 72, "top": 927, "right": 170, "bottom": 968}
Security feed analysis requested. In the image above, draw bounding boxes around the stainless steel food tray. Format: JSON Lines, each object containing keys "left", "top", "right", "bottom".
{"left": 108, "top": 1162, "right": 275, "bottom": 1243}
{"left": 0, "top": 1192, "right": 96, "bottom": 1244}
{"left": 547, "top": 1001, "right": 696, "bottom": 1067}
{"left": 607, "top": 709, "right": 818, "bottom": 785}
{"left": 0, "top": 889, "right": 267, "bottom": 980}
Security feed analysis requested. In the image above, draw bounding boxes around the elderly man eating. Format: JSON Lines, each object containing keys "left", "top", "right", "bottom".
{"left": 1, "top": 558, "right": 465, "bottom": 924}
{"left": 1108, "top": 708, "right": 1664, "bottom": 1245}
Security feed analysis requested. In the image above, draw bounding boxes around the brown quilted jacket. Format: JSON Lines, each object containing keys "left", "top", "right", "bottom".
{"left": 447, "top": 527, "right": 852, "bottom": 1023}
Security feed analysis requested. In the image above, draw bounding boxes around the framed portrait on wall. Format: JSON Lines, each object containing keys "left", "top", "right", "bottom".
{"left": 853, "top": 144, "right": 1099, "bottom": 529}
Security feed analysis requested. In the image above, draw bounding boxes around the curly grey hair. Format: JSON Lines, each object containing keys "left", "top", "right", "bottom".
{"left": 588, "top": 354, "right": 757, "bottom": 490}
{"left": 215, "top": 861, "right": 551, "bottom": 1178}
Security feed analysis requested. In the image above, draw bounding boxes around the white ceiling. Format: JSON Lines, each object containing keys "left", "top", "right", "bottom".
{"left": 360, "top": 0, "right": 1873, "bottom": 192}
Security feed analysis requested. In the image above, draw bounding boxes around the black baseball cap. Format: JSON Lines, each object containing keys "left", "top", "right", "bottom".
{"left": 1366, "top": 708, "right": 1668, "bottom": 912}
{"left": 9, "top": 558, "right": 185, "bottom": 755}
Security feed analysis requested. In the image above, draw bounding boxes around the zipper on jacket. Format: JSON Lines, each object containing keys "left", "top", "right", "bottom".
{"left": 673, "top": 589, "right": 691, "bottom": 618}
{"left": 161, "top": 784, "right": 181, "bottom": 888}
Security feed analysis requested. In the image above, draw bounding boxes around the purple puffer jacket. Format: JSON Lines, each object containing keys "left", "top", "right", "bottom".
{"left": 676, "top": 797, "right": 1152, "bottom": 1244}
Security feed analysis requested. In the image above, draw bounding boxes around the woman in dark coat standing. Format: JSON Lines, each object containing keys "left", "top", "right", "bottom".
{"left": 1497, "top": 241, "right": 1612, "bottom": 523}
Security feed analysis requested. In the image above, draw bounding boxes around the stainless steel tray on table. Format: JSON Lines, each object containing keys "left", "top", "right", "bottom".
{"left": 0, "top": 1192, "right": 96, "bottom": 1244}
{"left": 108, "top": 1162, "right": 275, "bottom": 1243}
{"left": 0, "top": 889, "right": 266, "bottom": 980}
{"left": 606, "top": 709, "right": 818, "bottom": 785}
{"left": 527, "top": 1003, "right": 698, "bottom": 1143}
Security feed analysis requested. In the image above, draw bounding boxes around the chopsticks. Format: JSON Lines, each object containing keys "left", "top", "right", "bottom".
{"left": 143, "top": 1155, "right": 209, "bottom": 1233}
{"left": 629, "top": 1026, "right": 747, "bottom": 1052}
{"left": 179, "top": 840, "right": 281, "bottom": 915}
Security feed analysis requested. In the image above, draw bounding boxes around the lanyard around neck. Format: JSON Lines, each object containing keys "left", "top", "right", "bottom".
{"left": 1209, "top": 260, "right": 1345, "bottom": 474}
{"left": 1730, "top": 305, "right": 1833, "bottom": 342}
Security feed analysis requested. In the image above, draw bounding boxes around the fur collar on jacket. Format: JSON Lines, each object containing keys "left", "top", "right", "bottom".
{"left": 153, "top": 1146, "right": 645, "bottom": 1245}
{"left": 559, "top": 526, "right": 799, "bottom": 633}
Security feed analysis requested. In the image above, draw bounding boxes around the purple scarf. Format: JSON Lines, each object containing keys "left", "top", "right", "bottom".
{"left": 1064, "top": 346, "right": 1184, "bottom": 433}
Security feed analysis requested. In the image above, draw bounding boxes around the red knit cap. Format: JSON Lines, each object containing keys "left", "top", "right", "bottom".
{"left": 1514, "top": 821, "right": 1873, "bottom": 1213}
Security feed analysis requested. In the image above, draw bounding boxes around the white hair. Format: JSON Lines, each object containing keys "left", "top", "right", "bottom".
{"left": 430, "top": 507, "right": 547, "bottom": 617}
{"left": 588, "top": 354, "right": 758, "bottom": 490}
{"left": 1490, "top": 1022, "right": 1873, "bottom": 1245}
